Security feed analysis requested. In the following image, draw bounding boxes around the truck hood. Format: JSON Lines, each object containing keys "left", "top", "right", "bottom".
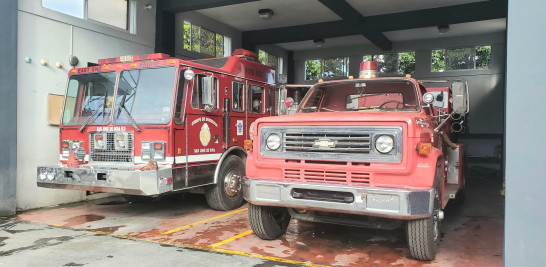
{"left": 257, "top": 112, "right": 422, "bottom": 125}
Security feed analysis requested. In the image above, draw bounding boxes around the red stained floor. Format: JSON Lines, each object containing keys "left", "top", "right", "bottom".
{"left": 17, "top": 178, "right": 504, "bottom": 267}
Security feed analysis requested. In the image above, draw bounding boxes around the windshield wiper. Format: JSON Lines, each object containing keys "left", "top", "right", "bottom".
{"left": 116, "top": 94, "right": 142, "bottom": 132}
{"left": 79, "top": 101, "right": 105, "bottom": 132}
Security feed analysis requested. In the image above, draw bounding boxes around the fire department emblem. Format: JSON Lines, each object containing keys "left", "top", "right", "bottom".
{"left": 200, "top": 123, "right": 211, "bottom": 146}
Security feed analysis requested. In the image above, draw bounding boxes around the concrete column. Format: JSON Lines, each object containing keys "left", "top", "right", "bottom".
{"left": 505, "top": 0, "right": 546, "bottom": 264}
{"left": 0, "top": 0, "right": 17, "bottom": 216}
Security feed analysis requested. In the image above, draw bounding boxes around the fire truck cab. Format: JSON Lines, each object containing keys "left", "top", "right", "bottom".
{"left": 37, "top": 49, "right": 275, "bottom": 211}
{"left": 244, "top": 61, "right": 469, "bottom": 260}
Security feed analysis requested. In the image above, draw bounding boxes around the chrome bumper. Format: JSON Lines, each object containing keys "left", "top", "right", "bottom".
{"left": 37, "top": 165, "right": 173, "bottom": 196}
{"left": 243, "top": 177, "right": 434, "bottom": 220}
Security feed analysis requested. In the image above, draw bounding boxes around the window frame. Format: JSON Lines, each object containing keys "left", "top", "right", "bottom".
{"left": 304, "top": 57, "right": 350, "bottom": 81}
{"left": 232, "top": 81, "right": 245, "bottom": 113}
{"left": 190, "top": 74, "right": 219, "bottom": 111}
{"left": 183, "top": 20, "right": 232, "bottom": 57}
{"left": 431, "top": 45, "right": 492, "bottom": 72}
{"left": 248, "top": 84, "right": 265, "bottom": 114}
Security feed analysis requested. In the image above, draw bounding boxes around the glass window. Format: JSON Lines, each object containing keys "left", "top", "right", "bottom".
{"left": 299, "top": 80, "right": 419, "bottom": 113}
{"left": 304, "top": 58, "right": 349, "bottom": 80}
{"left": 431, "top": 49, "right": 446, "bottom": 72}
{"left": 259, "top": 50, "right": 281, "bottom": 74}
{"left": 476, "top": 45, "right": 492, "bottom": 70}
{"left": 62, "top": 72, "right": 117, "bottom": 125}
{"left": 191, "top": 75, "right": 218, "bottom": 110}
{"left": 42, "top": 0, "right": 84, "bottom": 18}
{"left": 183, "top": 21, "right": 191, "bottom": 51}
{"left": 88, "top": 0, "right": 128, "bottom": 29}
{"left": 183, "top": 21, "right": 231, "bottom": 57}
{"left": 398, "top": 52, "right": 416, "bottom": 74}
{"left": 363, "top": 52, "right": 415, "bottom": 75}
{"left": 432, "top": 45, "right": 491, "bottom": 72}
{"left": 232, "top": 81, "right": 244, "bottom": 112}
{"left": 174, "top": 70, "right": 188, "bottom": 124}
{"left": 114, "top": 67, "right": 176, "bottom": 125}
{"left": 249, "top": 85, "right": 264, "bottom": 114}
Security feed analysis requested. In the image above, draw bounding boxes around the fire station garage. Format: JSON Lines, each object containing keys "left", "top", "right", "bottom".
{"left": 0, "top": 0, "right": 543, "bottom": 266}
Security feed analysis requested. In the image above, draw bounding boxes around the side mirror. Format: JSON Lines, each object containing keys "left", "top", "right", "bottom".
{"left": 201, "top": 76, "right": 214, "bottom": 107}
{"left": 451, "top": 81, "right": 469, "bottom": 114}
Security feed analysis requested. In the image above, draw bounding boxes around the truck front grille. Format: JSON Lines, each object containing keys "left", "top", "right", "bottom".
{"left": 89, "top": 131, "right": 134, "bottom": 162}
{"left": 284, "top": 133, "right": 371, "bottom": 153}
{"left": 284, "top": 168, "right": 370, "bottom": 186}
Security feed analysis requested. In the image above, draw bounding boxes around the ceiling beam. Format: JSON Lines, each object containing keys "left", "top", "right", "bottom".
{"left": 318, "top": 0, "right": 392, "bottom": 51}
{"left": 158, "top": 0, "right": 259, "bottom": 13}
{"left": 243, "top": 0, "right": 507, "bottom": 47}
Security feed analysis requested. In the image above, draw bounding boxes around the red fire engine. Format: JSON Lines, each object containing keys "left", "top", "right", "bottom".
{"left": 37, "top": 49, "right": 276, "bottom": 211}
{"left": 244, "top": 61, "right": 469, "bottom": 260}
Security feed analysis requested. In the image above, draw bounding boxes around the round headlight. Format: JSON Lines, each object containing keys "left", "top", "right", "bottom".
{"left": 266, "top": 133, "right": 281, "bottom": 150}
{"left": 423, "top": 92, "right": 435, "bottom": 104}
{"left": 375, "top": 135, "right": 394, "bottom": 154}
{"left": 184, "top": 69, "right": 195, "bottom": 80}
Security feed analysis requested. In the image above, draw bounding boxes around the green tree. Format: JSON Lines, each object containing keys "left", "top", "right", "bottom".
{"left": 191, "top": 25, "right": 200, "bottom": 53}
{"left": 322, "top": 58, "right": 348, "bottom": 77}
{"left": 431, "top": 49, "right": 445, "bottom": 72}
{"left": 398, "top": 52, "right": 415, "bottom": 74}
{"left": 215, "top": 34, "right": 224, "bottom": 57}
{"left": 476, "top": 45, "right": 491, "bottom": 69}
{"left": 305, "top": 60, "right": 321, "bottom": 80}
{"left": 183, "top": 21, "right": 191, "bottom": 50}
{"left": 446, "top": 47, "right": 474, "bottom": 70}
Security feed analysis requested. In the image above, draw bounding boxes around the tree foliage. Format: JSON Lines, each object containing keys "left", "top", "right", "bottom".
{"left": 305, "top": 60, "right": 321, "bottom": 80}
{"left": 431, "top": 49, "right": 446, "bottom": 72}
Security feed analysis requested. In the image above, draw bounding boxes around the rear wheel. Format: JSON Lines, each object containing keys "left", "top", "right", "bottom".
{"left": 248, "top": 203, "right": 291, "bottom": 240}
{"left": 407, "top": 161, "right": 443, "bottom": 261}
{"left": 205, "top": 155, "right": 245, "bottom": 211}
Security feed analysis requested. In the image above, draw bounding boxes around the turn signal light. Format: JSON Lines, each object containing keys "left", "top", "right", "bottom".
{"left": 154, "top": 143, "right": 163, "bottom": 150}
{"left": 62, "top": 141, "right": 70, "bottom": 148}
{"left": 418, "top": 143, "right": 432, "bottom": 155}
{"left": 244, "top": 140, "right": 253, "bottom": 150}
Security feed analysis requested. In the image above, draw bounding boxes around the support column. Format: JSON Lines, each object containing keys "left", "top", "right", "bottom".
{"left": 0, "top": 0, "right": 17, "bottom": 216}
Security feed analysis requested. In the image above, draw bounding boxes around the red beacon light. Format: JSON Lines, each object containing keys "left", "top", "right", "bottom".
{"left": 98, "top": 53, "right": 171, "bottom": 65}
{"left": 359, "top": 61, "right": 378, "bottom": 78}
{"left": 232, "top": 49, "right": 259, "bottom": 61}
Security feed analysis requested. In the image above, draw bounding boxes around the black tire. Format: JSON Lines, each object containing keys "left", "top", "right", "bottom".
{"left": 407, "top": 160, "right": 442, "bottom": 261}
{"left": 205, "top": 155, "right": 245, "bottom": 211}
{"left": 248, "top": 203, "right": 291, "bottom": 240}
{"left": 122, "top": 194, "right": 154, "bottom": 203}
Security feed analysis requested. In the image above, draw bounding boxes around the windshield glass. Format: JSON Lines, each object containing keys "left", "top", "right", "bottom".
{"left": 62, "top": 72, "right": 117, "bottom": 126}
{"left": 113, "top": 67, "right": 176, "bottom": 125}
{"left": 299, "top": 79, "right": 420, "bottom": 113}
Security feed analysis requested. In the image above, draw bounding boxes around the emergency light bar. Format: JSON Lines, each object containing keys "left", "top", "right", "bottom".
{"left": 98, "top": 53, "right": 171, "bottom": 65}
{"left": 232, "top": 49, "right": 258, "bottom": 61}
{"left": 359, "top": 61, "right": 378, "bottom": 78}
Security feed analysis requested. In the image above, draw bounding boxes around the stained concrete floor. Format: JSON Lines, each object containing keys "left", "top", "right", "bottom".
{"left": 1, "top": 169, "right": 504, "bottom": 266}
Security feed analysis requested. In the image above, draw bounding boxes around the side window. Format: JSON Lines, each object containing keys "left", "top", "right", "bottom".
{"left": 232, "top": 81, "right": 244, "bottom": 112}
{"left": 248, "top": 84, "right": 264, "bottom": 114}
{"left": 191, "top": 74, "right": 218, "bottom": 110}
{"left": 174, "top": 70, "right": 187, "bottom": 124}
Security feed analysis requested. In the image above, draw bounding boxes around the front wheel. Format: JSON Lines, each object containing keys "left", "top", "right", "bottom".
{"left": 248, "top": 203, "right": 291, "bottom": 240}
{"left": 205, "top": 155, "right": 245, "bottom": 211}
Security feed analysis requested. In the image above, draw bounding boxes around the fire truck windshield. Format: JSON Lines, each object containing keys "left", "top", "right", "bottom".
{"left": 62, "top": 72, "right": 117, "bottom": 126}
{"left": 113, "top": 67, "right": 176, "bottom": 125}
{"left": 299, "top": 79, "right": 420, "bottom": 113}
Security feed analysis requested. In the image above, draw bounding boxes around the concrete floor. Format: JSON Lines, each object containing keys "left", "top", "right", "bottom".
{"left": 1, "top": 169, "right": 503, "bottom": 266}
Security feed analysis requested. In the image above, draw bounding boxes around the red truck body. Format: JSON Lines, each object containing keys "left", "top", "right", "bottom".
{"left": 37, "top": 50, "right": 276, "bottom": 210}
{"left": 244, "top": 63, "right": 468, "bottom": 260}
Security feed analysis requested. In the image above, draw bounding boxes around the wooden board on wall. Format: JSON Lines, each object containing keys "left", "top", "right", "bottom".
{"left": 48, "top": 94, "right": 64, "bottom": 126}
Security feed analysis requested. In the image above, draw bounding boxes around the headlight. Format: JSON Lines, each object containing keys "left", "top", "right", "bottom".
{"left": 249, "top": 122, "right": 256, "bottom": 140}
{"left": 375, "top": 135, "right": 394, "bottom": 154}
{"left": 266, "top": 133, "right": 281, "bottom": 150}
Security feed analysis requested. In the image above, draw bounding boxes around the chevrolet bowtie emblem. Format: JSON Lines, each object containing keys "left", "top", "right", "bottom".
{"left": 313, "top": 139, "right": 336, "bottom": 148}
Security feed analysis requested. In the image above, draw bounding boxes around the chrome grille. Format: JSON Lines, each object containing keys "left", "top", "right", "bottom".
{"left": 89, "top": 131, "right": 134, "bottom": 162}
{"left": 284, "top": 168, "right": 370, "bottom": 185}
{"left": 284, "top": 133, "right": 371, "bottom": 153}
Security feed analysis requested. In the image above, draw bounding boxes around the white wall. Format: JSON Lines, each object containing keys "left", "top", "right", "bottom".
{"left": 16, "top": 0, "right": 156, "bottom": 210}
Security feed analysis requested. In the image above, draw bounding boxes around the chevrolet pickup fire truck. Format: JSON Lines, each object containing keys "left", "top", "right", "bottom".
{"left": 37, "top": 49, "right": 275, "bottom": 211}
{"left": 244, "top": 61, "right": 469, "bottom": 260}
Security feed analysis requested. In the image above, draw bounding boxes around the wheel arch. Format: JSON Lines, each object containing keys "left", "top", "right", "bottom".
{"left": 213, "top": 146, "right": 247, "bottom": 184}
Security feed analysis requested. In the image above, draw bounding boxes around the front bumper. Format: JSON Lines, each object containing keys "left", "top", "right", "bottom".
{"left": 37, "top": 165, "right": 173, "bottom": 196}
{"left": 243, "top": 177, "right": 434, "bottom": 220}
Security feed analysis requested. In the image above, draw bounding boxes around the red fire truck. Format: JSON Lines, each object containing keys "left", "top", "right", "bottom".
{"left": 244, "top": 61, "right": 469, "bottom": 260}
{"left": 37, "top": 49, "right": 276, "bottom": 211}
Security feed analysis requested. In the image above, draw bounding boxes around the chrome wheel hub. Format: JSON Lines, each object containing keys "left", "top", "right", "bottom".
{"left": 224, "top": 169, "right": 241, "bottom": 197}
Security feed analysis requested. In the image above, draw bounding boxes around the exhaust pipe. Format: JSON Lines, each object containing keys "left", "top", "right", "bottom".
{"left": 451, "top": 113, "right": 463, "bottom": 121}
{"left": 451, "top": 122, "right": 463, "bottom": 133}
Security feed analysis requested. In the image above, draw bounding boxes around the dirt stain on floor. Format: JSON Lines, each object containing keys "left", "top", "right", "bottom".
{"left": 64, "top": 214, "right": 105, "bottom": 227}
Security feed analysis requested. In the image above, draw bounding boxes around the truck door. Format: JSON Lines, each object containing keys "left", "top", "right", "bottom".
{"left": 185, "top": 71, "right": 222, "bottom": 187}
{"left": 173, "top": 69, "right": 188, "bottom": 189}
{"left": 246, "top": 81, "right": 266, "bottom": 139}
{"left": 229, "top": 80, "right": 246, "bottom": 146}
